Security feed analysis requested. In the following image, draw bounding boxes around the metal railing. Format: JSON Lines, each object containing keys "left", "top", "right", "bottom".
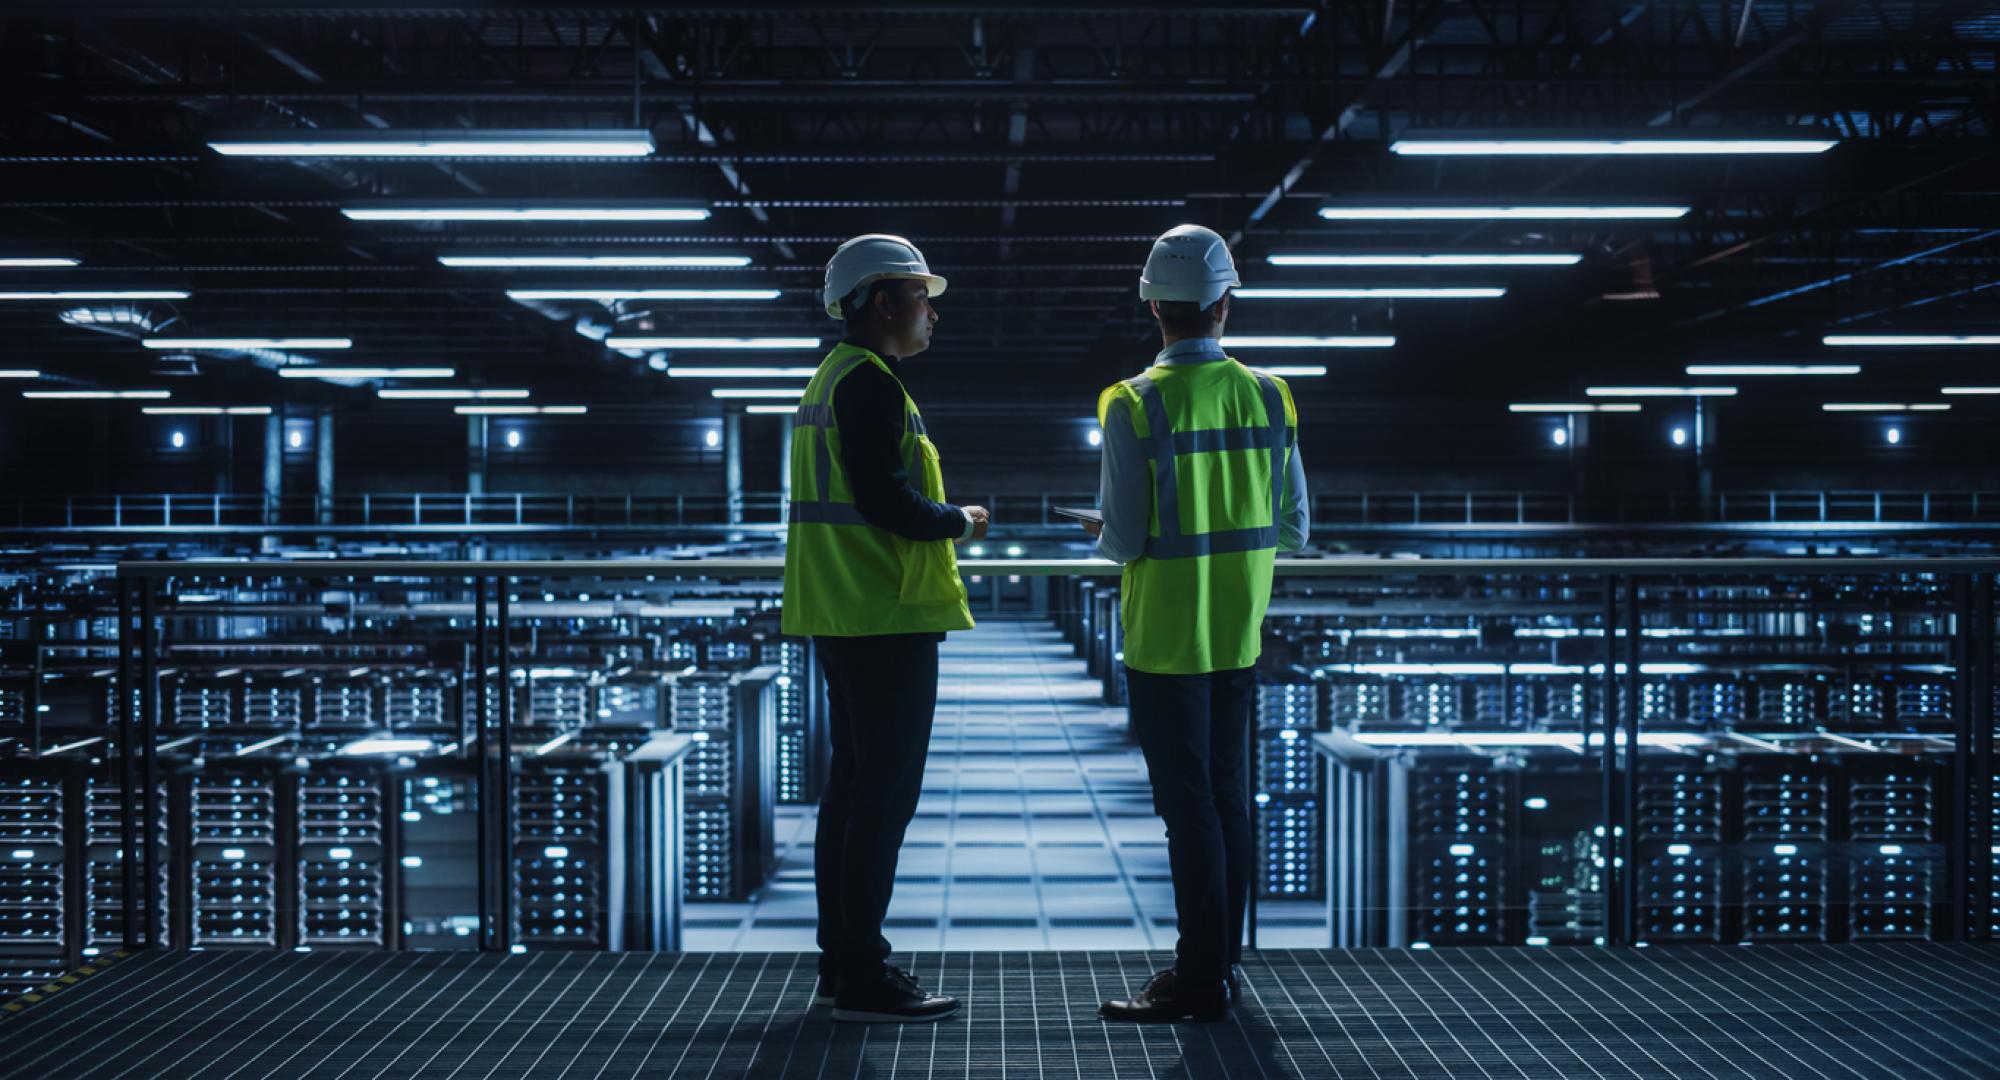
{"left": 93, "top": 554, "right": 1999, "bottom": 954}
{"left": 9, "top": 489, "right": 2000, "bottom": 532}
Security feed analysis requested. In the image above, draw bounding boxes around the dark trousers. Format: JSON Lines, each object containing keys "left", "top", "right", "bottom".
{"left": 1125, "top": 665, "right": 1256, "bottom": 987}
{"left": 813, "top": 633, "right": 940, "bottom": 981}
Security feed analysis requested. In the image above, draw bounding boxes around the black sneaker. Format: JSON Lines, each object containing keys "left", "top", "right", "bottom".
{"left": 1100, "top": 967, "right": 1230, "bottom": 1023}
{"left": 831, "top": 966, "right": 960, "bottom": 1024}
{"left": 812, "top": 976, "right": 837, "bottom": 1008}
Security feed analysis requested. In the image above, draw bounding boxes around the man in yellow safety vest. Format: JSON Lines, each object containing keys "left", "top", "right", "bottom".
{"left": 1085, "top": 224, "right": 1310, "bottom": 1022}
{"left": 781, "top": 234, "right": 990, "bottom": 1023}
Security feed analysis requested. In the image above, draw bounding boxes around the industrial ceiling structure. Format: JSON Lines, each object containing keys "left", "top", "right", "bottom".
{"left": 1, "top": 1, "right": 1996, "bottom": 488}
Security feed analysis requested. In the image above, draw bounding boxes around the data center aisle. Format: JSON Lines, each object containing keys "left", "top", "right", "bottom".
{"left": 684, "top": 618, "right": 1329, "bottom": 953}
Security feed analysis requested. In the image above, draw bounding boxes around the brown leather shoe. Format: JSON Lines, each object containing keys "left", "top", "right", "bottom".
{"left": 1099, "top": 966, "right": 1230, "bottom": 1023}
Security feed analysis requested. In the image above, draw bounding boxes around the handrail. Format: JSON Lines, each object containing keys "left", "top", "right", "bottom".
{"left": 118, "top": 555, "right": 2000, "bottom": 579}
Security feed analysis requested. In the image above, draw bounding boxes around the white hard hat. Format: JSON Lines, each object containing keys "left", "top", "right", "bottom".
{"left": 822, "top": 233, "right": 948, "bottom": 320}
{"left": 1138, "top": 224, "right": 1239, "bottom": 309}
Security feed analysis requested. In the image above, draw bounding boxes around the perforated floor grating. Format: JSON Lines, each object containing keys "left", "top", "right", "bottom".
{"left": 4, "top": 945, "right": 1998, "bottom": 1078}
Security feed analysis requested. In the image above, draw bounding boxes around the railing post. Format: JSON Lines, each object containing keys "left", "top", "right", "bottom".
{"left": 515, "top": 493, "right": 523, "bottom": 525}
{"left": 1875, "top": 491, "right": 1883, "bottom": 521}
{"left": 465, "top": 491, "right": 473, "bottom": 525}
{"left": 213, "top": 492, "right": 221, "bottom": 526}
{"left": 1622, "top": 574, "right": 1641, "bottom": 948}
{"left": 1925, "top": 492, "right": 1933, "bottom": 522}
{"left": 139, "top": 580, "right": 159, "bottom": 949}
{"left": 362, "top": 493, "right": 371, "bottom": 526}
{"left": 1971, "top": 572, "right": 1995, "bottom": 941}
{"left": 1820, "top": 491, "right": 1828, "bottom": 521}
{"left": 474, "top": 577, "right": 491, "bottom": 951}
{"left": 115, "top": 494, "right": 123, "bottom": 529}
{"left": 1360, "top": 492, "right": 1369, "bottom": 523}
{"left": 497, "top": 580, "right": 514, "bottom": 953}
{"left": 1601, "top": 575, "right": 1620, "bottom": 946}
{"left": 414, "top": 496, "right": 423, "bottom": 526}
{"left": 117, "top": 578, "right": 137, "bottom": 950}
{"left": 1769, "top": 491, "right": 1777, "bottom": 521}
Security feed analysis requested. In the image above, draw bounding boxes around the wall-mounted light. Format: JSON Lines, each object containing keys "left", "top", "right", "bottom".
{"left": 504, "top": 429, "right": 523, "bottom": 450}
{"left": 704, "top": 429, "right": 721, "bottom": 449}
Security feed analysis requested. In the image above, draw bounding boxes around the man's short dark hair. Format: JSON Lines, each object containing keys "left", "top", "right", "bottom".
{"left": 840, "top": 279, "right": 902, "bottom": 328}
{"left": 1153, "top": 299, "right": 1220, "bottom": 338}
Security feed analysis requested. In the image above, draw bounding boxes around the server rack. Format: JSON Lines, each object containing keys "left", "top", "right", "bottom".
{"left": 1254, "top": 681, "right": 1323, "bottom": 900}
{"left": 673, "top": 666, "right": 778, "bottom": 902}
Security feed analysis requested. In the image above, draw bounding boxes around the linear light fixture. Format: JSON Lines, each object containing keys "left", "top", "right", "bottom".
{"left": 1686, "top": 365, "right": 1860, "bottom": 376}
{"left": 506, "top": 288, "right": 780, "bottom": 302}
{"left": 1234, "top": 287, "right": 1506, "bottom": 300}
{"left": 1269, "top": 253, "right": 1579, "bottom": 268}
{"left": 604, "top": 336, "right": 822, "bottom": 350}
{"left": 278, "top": 367, "right": 454, "bottom": 379}
{"left": 665, "top": 367, "right": 819, "bottom": 379}
{"left": 1942, "top": 386, "right": 2000, "bottom": 395}
{"left": 1219, "top": 336, "right": 1395, "bottom": 348}
{"left": 1821, "top": 403, "right": 1951, "bottom": 413}
{"left": 0, "top": 257, "right": 80, "bottom": 267}
{"left": 745, "top": 404, "right": 799, "bottom": 415}
{"left": 1509, "top": 403, "right": 1644, "bottom": 413}
{"left": 1253, "top": 365, "right": 1328, "bottom": 377}
{"left": 377, "top": 388, "right": 531, "bottom": 400}
{"left": 142, "top": 406, "right": 272, "bottom": 415}
{"left": 1823, "top": 334, "right": 2000, "bottom": 347}
{"left": 144, "top": 337, "right": 351, "bottom": 350}
{"left": 210, "top": 129, "right": 655, "bottom": 158}
{"left": 0, "top": 290, "right": 188, "bottom": 301}
{"left": 1389, "top": 133, "right": 1836, "bottom": 156}
{"left": 448, "top": 255, "right": 750, "bottom": 269}
{"left": 1318, "top": 205, "right": 1689, "bottom": 221}
{"left": 710, "top": 387, "right": 806, "bottom": 400}
{"left": 23, "top": 389, "right": 171, "bottom": 399}
{"left": 0, "top": 370, "right": 40, "bottom": 379}
{"left": 454, "top": 405, "right": 589, "bottom": 415}
{"left": 1585, "top": 386, "right": 1738, "bottom": 397}
{"left": 344, "top": 205, "right": 709, "bottom": 223}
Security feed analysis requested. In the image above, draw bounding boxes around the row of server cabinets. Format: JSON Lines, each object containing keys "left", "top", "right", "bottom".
{"left": 0, "top": 574, "right": 834, "bottom": 1002}
{"left": 1058, "top": 573, "right": 1999, "bottom": 944}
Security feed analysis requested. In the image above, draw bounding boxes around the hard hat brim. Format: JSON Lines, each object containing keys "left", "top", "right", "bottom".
{"left": 823, "top": 272, "right": 948, "bottom": 319}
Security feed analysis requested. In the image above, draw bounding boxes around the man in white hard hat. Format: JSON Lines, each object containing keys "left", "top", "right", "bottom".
{"left": 781, "top": 233, "right": 989, "bottom": 1023}
{"left": 1085, "top": 224, "right": 1310, "bottom": 1022}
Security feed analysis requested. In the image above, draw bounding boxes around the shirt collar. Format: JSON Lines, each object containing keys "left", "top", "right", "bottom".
{"left": 1155, "top": 337, "right": 1227, "bottom": 365}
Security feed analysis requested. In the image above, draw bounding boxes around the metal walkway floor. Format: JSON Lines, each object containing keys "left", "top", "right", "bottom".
{"left": 5, "top": 945, "right": 1998, "bottom": 1079}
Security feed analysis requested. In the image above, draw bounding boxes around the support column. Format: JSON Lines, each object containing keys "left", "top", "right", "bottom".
{"left": 778, "top": 419, "right": 793, "bottom": 523}
{"left": 725, "top": 408, "right": 744, "bottom": 526}
{"left": 316, "top": 405, "right": 335, "bottom": 527}
{"left": 262, "top": 411, "right": 283, "bottom": 552}
{"left": 214, "top": 414, "right": 234, "bottom": 497}
{"left": 467, "top": 415, "right": 487, "bottom": 497}
{"left": 1695, "top": 397, "right": 1717, "bottom": 509}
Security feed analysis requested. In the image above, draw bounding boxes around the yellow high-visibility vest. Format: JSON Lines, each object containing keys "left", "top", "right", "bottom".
{"left": 782, "top": 343, "right": 975, "bottom": 637}
{"left": 1097, "top": 358, "right": 1296, "bottom": 674}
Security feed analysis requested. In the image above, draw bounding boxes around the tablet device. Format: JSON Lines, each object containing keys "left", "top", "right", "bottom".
{"left": 1052, "top": 506, "right": 1104, "bottom": 524}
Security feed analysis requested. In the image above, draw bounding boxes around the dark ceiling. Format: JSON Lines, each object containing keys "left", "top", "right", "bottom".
{"left": 1, "top": 1, "right": 1996, "bottom": 480}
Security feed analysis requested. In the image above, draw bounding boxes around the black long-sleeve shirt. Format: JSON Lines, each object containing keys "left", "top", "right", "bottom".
{"left": 831, "top": 347, "right": 968, "bottom": 541}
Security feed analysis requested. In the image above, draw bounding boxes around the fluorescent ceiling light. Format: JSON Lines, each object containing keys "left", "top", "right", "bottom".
{"left": 1821, "top": 403, "right": 1950, "bottom": 413}
{"left": 1823, "top": 334, "right": 2000, "bottom": 347}
{"left": 666, "top": 366, "right": 819, "bottom": 379}
{"left": 710, "top": 387, "right": 806, "bottom": 399}
{"left": 1318, "top": 205, "right": 1688, "bottom": 221}
{"left": 745, "top": 404, "right": 798, "bottom": 415}
{"left": 454, "top": 405, "right": 588, "bottom": 415}
{"left": 1942, "top": 386, "right": 2000, "bottom": 395}
{"left": 1219, "top": 336, "right": 1395, "bottom": 348}
{"left": 23, "top": 390, "right": 171, "bottom": 399}
{"left": 1584, "top": 386, "right": 1737, "bottom": 397}
{"left": 1253, "top": 365, "right": 1328, "bottom": 377}
{"left": 1508, "top": 403, "right": 1643, "bottom": 413}
{"left": 605, "top": 336, "right": 821, "bottom": 350}
{"left": 378, "top": 388, "right": 531, "bottom": 400}
{"left": 339, "top": 736, "right": 435, "bottom": 756}
{"left": 1685, "top": 365, "right": 1859, "bottom": 376}
{"left": 344, "top": 205, "right": 709, "bottom": 222}
{"left": 1234, "top": 287, "right": 1505, "bottom": 300}
{"left": 142, "top": 406, "right": 272, "bottom": 415}
{"left": 1350, "top": 731, "right": 1708, "bottom": 749}
{"left": 0, "top": 370, "right": 40, "bottom": 379}
{"left": 210, "top": 129, "right": 654, "bottom": 158}
{"left": 448, "top": 255, "right": 750, "bottom": 269}
{"left": 0, "top": 290, "right": 188, "bottom": 301}
{"left": 506, "top": 288, "right": 780, "bottom": 302}
{"left": 1389, "top": 135, "right": 1835, "bottom": 156}
{"left": 145, "top": 337, "right": 351, "bottom": 350}
{"left": 0, "top": 257, "right": 80, "bottom": 267}
{"left": 278, "top": 367, "right": 454, "bottom": 379}
{"left": 1268, "top": 254, "right": 1579, "bottom": 267}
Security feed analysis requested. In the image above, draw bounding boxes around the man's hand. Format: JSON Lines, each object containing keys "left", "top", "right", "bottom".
{"left": 959, "top": 505, "right": 991, "bottom": 542}
{"left": 1080, "top": 518, "right": 1103, "bottom": 539}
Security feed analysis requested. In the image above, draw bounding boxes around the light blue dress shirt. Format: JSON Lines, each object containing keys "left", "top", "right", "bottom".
{"left": 1095, "top": 337, "right": 1311, "bottom": 564}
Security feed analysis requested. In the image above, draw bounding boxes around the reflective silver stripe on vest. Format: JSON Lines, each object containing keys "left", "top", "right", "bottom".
{"left": 798, "top": 351, "right": 879, "bottom": 522}
{"left": 1128, "top": 369, "right": 1290, "bottom": 562}
{"left": 788, "top": 501, "right": 870, "bottom": 526}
